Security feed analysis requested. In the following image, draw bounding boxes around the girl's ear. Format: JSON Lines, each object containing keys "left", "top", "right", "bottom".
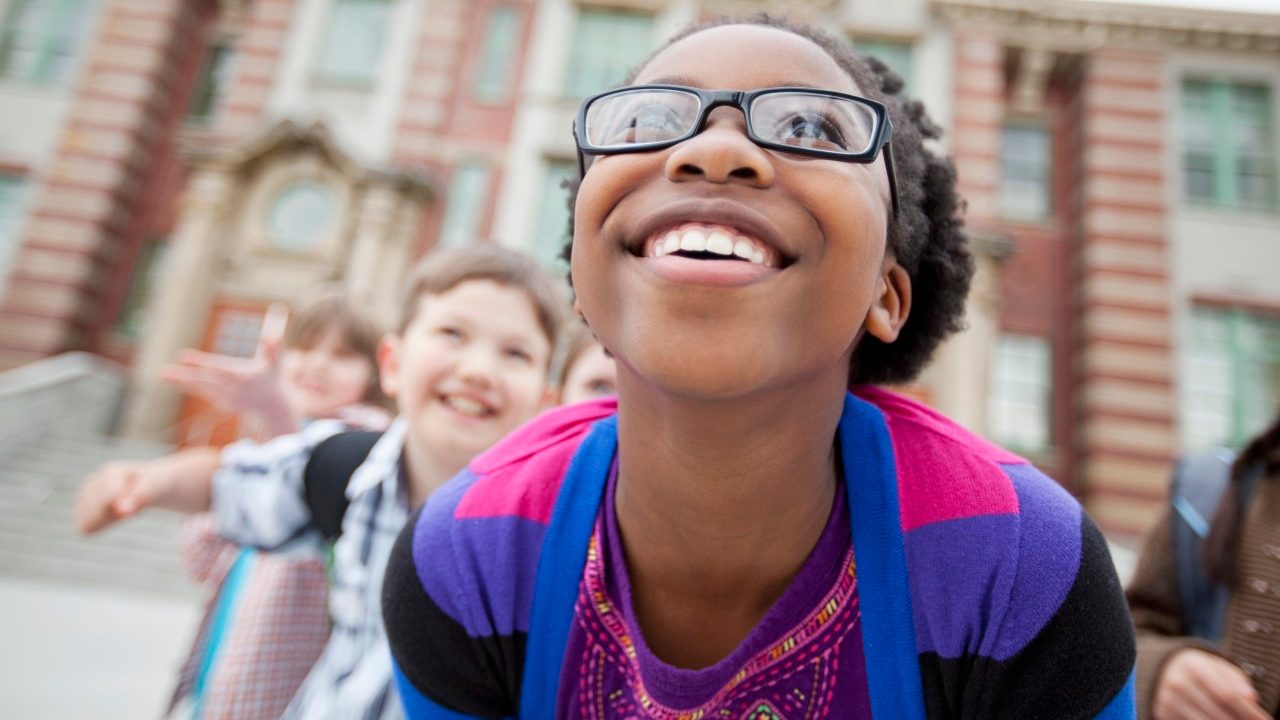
{"left": 376, "top": 334, "right": 401, "bottom": 399}
{"left": 864, "top": 260, "right": 911, "bottom": 344}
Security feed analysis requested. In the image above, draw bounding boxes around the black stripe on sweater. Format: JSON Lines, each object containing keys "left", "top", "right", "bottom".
{"left": 381, "top": 509, "right": 525, "bottom": 718}
{"left": 918, "top": 513, "right": 1136, "bottom": 719}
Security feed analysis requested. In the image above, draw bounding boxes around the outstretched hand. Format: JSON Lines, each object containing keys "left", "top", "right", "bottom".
{"left": 74, "top": 450, "right": 220, "bottom": 535}
{"left": 161, "top": 347, "right": 283, "bottom": 417}
{"left": 1154, "top": 648, "right": 1270, "bottom": 720}
{"left": 74, "top": 460, "right": 165, "bottom": 535}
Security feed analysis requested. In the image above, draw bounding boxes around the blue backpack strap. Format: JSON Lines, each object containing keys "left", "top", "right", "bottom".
{"left": 519, "top": 416, "right": 618, "bottom": 719}
{"left": 1169, "top": 448, "right": 1234, "bottom": 642}
{"left": 840, "top": 393, "right": 926, "bottom": 720}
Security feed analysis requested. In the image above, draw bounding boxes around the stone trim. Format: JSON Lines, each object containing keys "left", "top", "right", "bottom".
{"left": 932, "top": 0, "right": 1280, "bottom": 53}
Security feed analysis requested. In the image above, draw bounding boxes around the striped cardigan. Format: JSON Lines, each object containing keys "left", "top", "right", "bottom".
{"left": 382, "top": 388, "right": 1137, "bottom": 719}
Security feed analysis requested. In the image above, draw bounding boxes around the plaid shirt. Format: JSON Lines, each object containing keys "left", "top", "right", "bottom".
{"left": 213, "top": 418, "right": 412, "bottom": 720}
{"left": 166, "top": 517, "right": 330, "bottom": 720}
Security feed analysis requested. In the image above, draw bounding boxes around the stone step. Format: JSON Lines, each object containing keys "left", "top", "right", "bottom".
{"left": 0, "top": 541, "right": 193, "bottom": 599}
{"left": 0, "top": 497, "right": 183, "bottom": 551}
{"left": 6, "top": 438, "right": 170, "bottom": 469}
{"left": 39, "top": 433, "right": 171, "bottom": 457}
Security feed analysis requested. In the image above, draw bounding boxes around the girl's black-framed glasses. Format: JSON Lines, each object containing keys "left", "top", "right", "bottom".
{"left": 573, "top": 84, "right": 899, "bottom": 217}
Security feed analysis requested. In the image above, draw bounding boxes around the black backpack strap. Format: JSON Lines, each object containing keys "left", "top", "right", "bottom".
{"left": 1170, "top": 448, "right": 1234, "bottom": 641}
{"left": 303, "top": 430, "right": 382, "bottom": 541}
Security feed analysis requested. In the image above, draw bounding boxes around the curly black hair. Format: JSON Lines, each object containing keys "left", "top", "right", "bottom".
{"left": 560, "top": 12, "right": 973, "bottom": 386}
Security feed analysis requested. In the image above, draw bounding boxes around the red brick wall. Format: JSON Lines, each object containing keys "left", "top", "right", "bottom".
{"left": 1075, "top": 48, "right": 1177, "bottom": 537}
{"left": 0, "top": 0, "right": 217, "bottom": 369}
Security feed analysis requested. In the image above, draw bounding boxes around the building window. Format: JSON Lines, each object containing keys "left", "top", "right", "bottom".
{"left": 853, "top": 38, "right": 913, "bottom": 94}
{"left": 0, "top": 173, "right": 29, "bottom": 300}
{"left": 1182, "top": 78, "right": 1276, "bottom": 212}
{"left": 1000, "top": 122, "right": 1052, "bottom": 221}
{"left": 314, "top": 0, "right": 390, "bottom": 86}
{"left": 564, "top": 7, "right": 654, "bottom": 98}
{"left": 0, "top": 0, "right": 91, "bottom": 84}
{"left": 266, "top": 181, "right": 335, "bottom": 253}
{"left": 472, "top": 5, "right": 521, "bottom": 103}
{"left": 439, "top": 161, "right": 491, "bottom": 248}
{"left": 211, "top": 309, "right": 265, "bottom": 358}
{"left": 187, "top": 43, "right": 234, "bottom": 124}
{"left": 533, "top": 160, "right": 575, "bottom": 268}
{"left": 988, "top": 334, "right": 1053, "bottom": 453}
{"left": 114, "top": 237, "right": 167, "bottom": 339}
{"left": 1182, "top": 307, "right": 1280, "bottom": 450}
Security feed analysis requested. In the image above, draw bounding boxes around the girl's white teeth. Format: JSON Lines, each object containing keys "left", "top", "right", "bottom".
{"left": 706, "top": 230, "right": 734, "bottom": 255}
{"left": 652, "top": 226, "right": 774, "bottom": 266}
{"left": 679, "top": 229, "right": 707, "bottom": 252}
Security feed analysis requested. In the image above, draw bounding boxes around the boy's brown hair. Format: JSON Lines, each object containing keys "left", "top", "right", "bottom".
{"left": 398, "top": 244, "right": 567, "bottom": 360}
{"left": 283, "top": 289, "right": 394, "bottom": 411}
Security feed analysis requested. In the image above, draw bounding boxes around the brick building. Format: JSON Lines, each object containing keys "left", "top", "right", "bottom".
{"left": 0, "top": 0, "right": 1276, "bottom": 537}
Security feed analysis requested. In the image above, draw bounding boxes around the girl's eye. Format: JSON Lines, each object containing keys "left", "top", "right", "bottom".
{"left": 773, "top": 112, "right": 849, "bottom": 151}
{"left": 437, "top": 326, "right": 464, "bottom": 342}
{"left": 587, "top": 380, "right": 615, "bottom": 396}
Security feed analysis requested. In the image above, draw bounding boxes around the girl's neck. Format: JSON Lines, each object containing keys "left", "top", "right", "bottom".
{"left": 612, "top": 367, "right": 847, "bottom": 667}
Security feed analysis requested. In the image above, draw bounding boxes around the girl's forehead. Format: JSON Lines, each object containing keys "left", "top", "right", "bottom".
{"left": 634, "top": 24, "right": 858, "bottom": 95}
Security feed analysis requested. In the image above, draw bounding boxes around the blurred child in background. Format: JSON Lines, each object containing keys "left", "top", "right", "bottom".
{"left": 84, "top": 289, "right": 390, "bottom": 720}
{"left": 557, "top": 322, "right": 617, "bottom": 405}
{"left": 76, "top": 245, "right": 564, "bottom": 720}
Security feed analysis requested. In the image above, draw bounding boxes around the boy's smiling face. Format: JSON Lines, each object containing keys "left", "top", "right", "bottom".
{"left": 379, "top": 279, "right": 553, "bottom": 474}
{"left": 571, "top": 24, "right": 909, "bottom": 400}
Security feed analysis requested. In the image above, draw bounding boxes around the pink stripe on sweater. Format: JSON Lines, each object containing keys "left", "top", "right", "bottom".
{"left": 853, "top": 386, "right": 1025, "bottom": 531}
{"left": 455, "top": 398, "right": 617, "bottom": 522}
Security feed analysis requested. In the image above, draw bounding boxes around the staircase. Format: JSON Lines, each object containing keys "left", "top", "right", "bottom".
{"left": 0, "top": 353, "right": 194, "bottom": 598}
{"left": 0, "top": 430, "right": 193, "bottom": 597}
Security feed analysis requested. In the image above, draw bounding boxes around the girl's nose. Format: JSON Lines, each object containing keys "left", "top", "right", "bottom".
{"left": 663, "top": 108, "right": 775, "bottom": 187}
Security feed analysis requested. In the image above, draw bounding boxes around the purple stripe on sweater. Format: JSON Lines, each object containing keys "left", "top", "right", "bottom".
{"left": 904, "top": 512, "right": 1019, "bottom": 659}
{"left": 989, "top": 462, "right": 1082, "bottom": 660}
{"left": 904, "top": 465, "right": 1083, "bottom": 661}
{"left": 413, "top": 469, "right": 547, "bottom": 637}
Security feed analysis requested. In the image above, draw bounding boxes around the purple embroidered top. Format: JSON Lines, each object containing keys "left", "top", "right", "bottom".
{"left": 555, "top": 466, "right": 872, "bottom": 719}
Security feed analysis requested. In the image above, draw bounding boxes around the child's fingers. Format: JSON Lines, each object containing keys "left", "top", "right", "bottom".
{"left": 74, "top": 464, "right": 135, "bottom": 535}
{"left": 258, "top": 334, "right": 281, "bottom": 367}
{"left": 178, "top": 349, "right": 250, "bottom": 373}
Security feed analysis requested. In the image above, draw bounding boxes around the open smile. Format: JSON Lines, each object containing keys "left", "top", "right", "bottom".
{"left": 438, "top": 393, "right": 497, "bottom": 419}
{"left": 642, "top": 223, "right": 782, "bottom": 268}
{"left": 620, "top": 200, "right": 798, "bottom": 287}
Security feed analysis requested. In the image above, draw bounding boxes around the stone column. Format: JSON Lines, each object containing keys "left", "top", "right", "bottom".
{"left": 930, "top": 233, "right": 1015, "bottom": 432}
{"left": 122, "top": 167, "right": 234, "bottom": 440}
{"left": 345, "top": 182, "right": 398, "bottom": 305}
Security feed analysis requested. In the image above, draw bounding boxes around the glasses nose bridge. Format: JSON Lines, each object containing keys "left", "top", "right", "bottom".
{"left": 697, "top": 90, "right": 750, "bottom": 130}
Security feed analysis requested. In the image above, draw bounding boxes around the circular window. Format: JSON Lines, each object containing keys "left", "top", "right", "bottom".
{"left": 266, "top": 181, "right": 334, "bottom": 252}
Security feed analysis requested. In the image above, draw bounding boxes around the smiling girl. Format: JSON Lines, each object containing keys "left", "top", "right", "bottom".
{"left": 382, "top": 15, "right": 1136, "bottom": 719}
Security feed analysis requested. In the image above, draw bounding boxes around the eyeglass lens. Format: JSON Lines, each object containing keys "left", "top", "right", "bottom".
{"left": 584, "top": 89, "right": 880, "bottom": 156}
